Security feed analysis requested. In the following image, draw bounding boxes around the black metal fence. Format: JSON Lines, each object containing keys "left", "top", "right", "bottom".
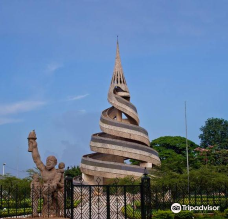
{"left": 1, "top": 180, "right": 228, "bottom": 218}
{"left": 0, "top": 184, "right": 64, "bottom": 218}
{"left": 151, "top": 183, "right": 228, "bottom": 211}
{"left": 64, "top": 173, "right": 152, "bottom": 219}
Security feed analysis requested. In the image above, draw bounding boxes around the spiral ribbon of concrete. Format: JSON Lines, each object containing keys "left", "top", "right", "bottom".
{"left": 80, "top": 40, "right": 161, "bottom": 184}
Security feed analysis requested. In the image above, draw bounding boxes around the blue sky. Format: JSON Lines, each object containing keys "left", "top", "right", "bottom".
{"left": 0, "top": 0, "right": 228, "bottom": 177}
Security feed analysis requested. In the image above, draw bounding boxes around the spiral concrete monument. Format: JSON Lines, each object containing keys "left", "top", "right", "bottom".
{"left": 80, "top": 40, "right": 161, "bottom": 185}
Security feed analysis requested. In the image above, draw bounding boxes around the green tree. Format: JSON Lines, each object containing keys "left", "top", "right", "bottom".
{"left": 151, "top": 165, "right": 228, "bottom": 187}
{"left": 26, "top": 167, "right": 41, "bottom": 180}
{"left": 199, "top": 118, "right": 228, "bottom": 149}
{"left": 195, "top": 145, "right": 228, "bottom": 166}
{"left": 65, "top": 165, "right": 81, "bottom": 177}
{"left": 0, "top": 174, "right": 31, "bottom": 199}
{"left": 151, "top": 136, "right": 200, "bottom": 173}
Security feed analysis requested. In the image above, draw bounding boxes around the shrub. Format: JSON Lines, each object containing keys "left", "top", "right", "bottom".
{"left": 219, "top": 200, "right": 227, "bottom": 212}
{"left": 193, "top": 213, "right": 224, "bottom": 219}
{"left": 121, "top": 205, "right": 141, "bottom": 219}
{"left": 224, "top": 208, "right": 228, "bottom": 218}
{"left": 213, "top": 216, "right": 226, "bottom": 219}
{"left": 0, "top": 208, "right": 33, "bottom": 217}
{"left": 0, "top": 199, "right": 31, "bottom": 209}
{"left": 153, "top": 210, "right": 174, "bottom": 219}
{"left": 174, "top": 211, "right": 193, "bottom": 219}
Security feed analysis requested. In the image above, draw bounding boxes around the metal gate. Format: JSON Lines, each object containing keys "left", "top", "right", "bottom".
{"left": 64, "top": 173, "right": 151, "bottom": 219}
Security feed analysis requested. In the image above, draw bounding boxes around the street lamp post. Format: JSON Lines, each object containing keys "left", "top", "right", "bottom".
{"left": 3, "top": 163, "right": 6, "bottom": 176}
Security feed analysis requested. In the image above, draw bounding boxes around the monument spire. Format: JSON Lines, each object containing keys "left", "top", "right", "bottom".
{"left": 110, "top": 39, "right": 129, "bottom": 93}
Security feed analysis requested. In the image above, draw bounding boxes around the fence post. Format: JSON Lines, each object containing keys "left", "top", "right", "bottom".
{"left": 64, "top": 176, "right": 73, "bottom": 218}
{"left": 141, "top": 168, "right": 152, "bottom": 219}
{"left": 70, "top": 177, "right": 74, "bottom": 219}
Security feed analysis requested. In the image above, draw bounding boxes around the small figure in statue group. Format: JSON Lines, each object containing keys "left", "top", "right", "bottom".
{"left": 27, "top": 130, "right": 65, "bottom": 217}
{"left": 57, "top": 162, "right": 65, "bottom": 193}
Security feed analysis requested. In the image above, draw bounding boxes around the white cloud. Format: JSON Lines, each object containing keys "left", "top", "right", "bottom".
{"left": 66, "top": 94, "right": 89, "bottom": 101}
{"left": 78, "top": 109, "right": 86, "bottom": 114}
{"left": 0, "top": 118, "right": 22, "bottom": 125}
{"left": 46, "top": 62, "right": 63, "bottom": 75}
{"left": 0, "top": 101, "right": 46, "bottom": 116}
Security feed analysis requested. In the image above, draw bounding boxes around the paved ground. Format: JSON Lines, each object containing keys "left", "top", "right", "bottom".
{"left": 72, "top": 194, "right": 141, "bottom": 219}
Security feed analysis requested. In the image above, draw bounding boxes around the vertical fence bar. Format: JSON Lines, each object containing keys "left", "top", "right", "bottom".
{"left": 56, "top": 190, "right": 58, "bottom": 217}
{"left": 0, "top": 185, "right": 2, "bottom": 210}
{"left": 48, "top": 184, "right": 50, "bottom": 218}
{"left": 99, "top": 185, "right": 101, "bottom": 219}
{"left": 194, "top": 186, "right": 197, "bottom": 206}
{"left": 169, "top": 184, "right": 171, "bottom": 208}
{"left": 182, "top": 186, "right": 185, "bottom": 206}
{"left": 116, "top": 185, "right": 119, "bottom": 219}
{"left": 0, "top": 185, "right": 2, "bottom": 218}
{"left": 200, "top": 186, "right": 202, "bottom": 206}
{"left": 15, "top": 185, "right": 18, "bottom": 218}
{"left": 40, "top": 186, "right": 42, "bottom": 216}
{"left": 219, "top": 184, "right": 221, "bottom": 208}
{"left": 64, "top": 178, "right": 67, "bottom": 218}
{"left": 162, "top": 183, "right": 165, "bottom": 210}
{"left": 155, "top": 187, "right": 158, "bottom": 211}
{"left": 70, "top": 178, "right": 73, "bottom": 219}
{"left": 23, "top": 187, "right": 26, "bottom": 216}
{"left": 8, "top": 187, "right": 10, "bottom": 217}
{"left": 124, "top": 186, "right": 127, "bottom": 219}
{"left": 225, "top": 183, "right": 227, "bottom": 209}
{"left": 140, "top": 183, "right": 145, "bottom": 219}
{"left": 132, "top": 185, "right": 135, "bottom": 218}
{"left": 213, "top": 186, "right": 215, "bottom": 206}
{"left": 188, "top": 183, "right": 191, "bottom": 206}
{"left": 32, "top": 184, "right": 34, "bottom": 217}
{"left": 141, "top": 171, "right": 151, "bottom": 219}
{"left": 80, "top": 184, "right": 83, "bottom": 219}
{"left": 107, "top": 185, "right": 110, "bottom": 219}
{"left": 141, "top": 170, "right": 152, "bottom": 219}
{"left": 175, "top": 183, "right": 177, "bottom": 204}
{"left": 89, "top": 186, "right": 92, "bottom": 219}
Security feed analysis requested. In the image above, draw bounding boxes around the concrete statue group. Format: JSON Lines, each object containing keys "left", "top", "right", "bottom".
{"left": 28, "top": 130, "right": 65, "bottom": 217}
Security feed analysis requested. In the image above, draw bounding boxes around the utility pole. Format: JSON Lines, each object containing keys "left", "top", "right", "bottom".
{"left": 16, "top": 146, "right": 19, "bottom": 178}
{"left": 3, "top": 163, "right": 6, "bottom": 176}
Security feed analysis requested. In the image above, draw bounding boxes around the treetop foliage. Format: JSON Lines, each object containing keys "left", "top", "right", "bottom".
{"left": 199, "top": 117, "right": 228, "bottom": 149}
{"left": 151, "top": 165, "right": 228, "bottom": 187}
{"left": 64, "top": 165, "right": 81, "bottom": 178}
{"left": 151, "top": 136, "right": 200, "bottom": 173}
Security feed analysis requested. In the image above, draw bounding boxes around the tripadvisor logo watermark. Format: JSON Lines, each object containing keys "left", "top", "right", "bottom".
{"left": 171, "top": 203, "right": 182, "bottom": 213}
{"left": 171, "top": 203, "right": 219, "bottom": 213}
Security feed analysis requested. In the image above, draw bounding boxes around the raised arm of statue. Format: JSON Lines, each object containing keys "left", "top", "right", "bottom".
{"left": 32, "top": 142, "right": 45, "bottom": 171}
{"left": 28, "top": 130, "right": 45, "bottom": 172}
